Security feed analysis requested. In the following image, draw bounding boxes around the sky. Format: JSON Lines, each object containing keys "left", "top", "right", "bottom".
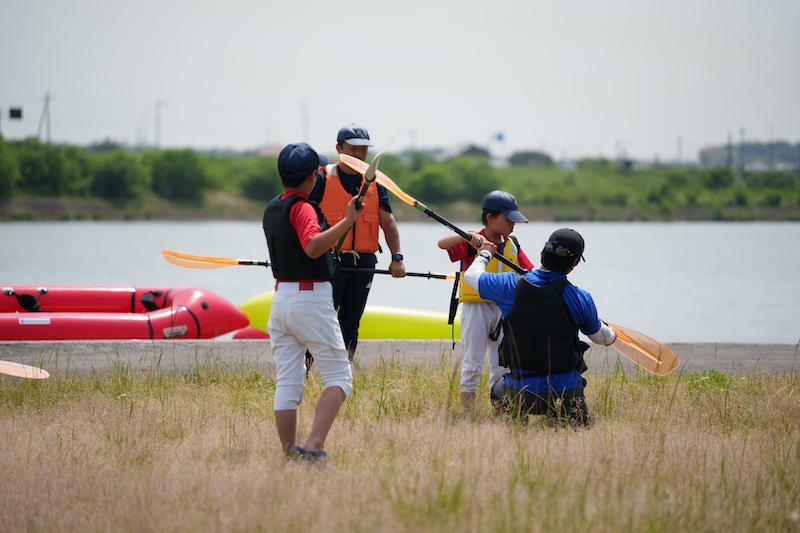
{"left": 1, "top": 0, "right": 798, "bottom": 161}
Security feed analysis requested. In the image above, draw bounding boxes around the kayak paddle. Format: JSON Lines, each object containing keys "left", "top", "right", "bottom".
{"left": 0, "top": 360, "right": 50, "bottom": 379}
{"left": 607, "top": 323, "right": 681, "bottom": 376}
{"left": 160, "top": 249, "right": 455, "bottom": 280}
{"left": 338, "top": 153, "right": 526, "bottom": 274}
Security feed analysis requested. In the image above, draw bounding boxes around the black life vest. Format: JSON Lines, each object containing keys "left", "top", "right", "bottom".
{"left": 499, "top": 276, "right": 589, "bottom": 374}
{"left": 262, "top": 193, "right": 335, "bottom": 281}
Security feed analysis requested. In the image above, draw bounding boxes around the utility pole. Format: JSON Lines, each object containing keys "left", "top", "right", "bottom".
{"left": 36, "top": 91, "right": 52, "bottom": 143}
{"left": 768, "top": 124, "right": 774, "bottom": 170}
{"left": 155, "top": 100, "right": 163, "bottom": 148}
{"left": 738, "top": 127, "right": 746, "bottom": 173}
{"left": 676, "top": 136, "right": 683, "bottom": 166}
{"left": 726, "top": 131, "right": 733, "bottom": 168}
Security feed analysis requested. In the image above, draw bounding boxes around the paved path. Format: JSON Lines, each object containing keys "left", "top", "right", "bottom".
{"left": 0, "top": 340, "right": 797, "bottom": 376}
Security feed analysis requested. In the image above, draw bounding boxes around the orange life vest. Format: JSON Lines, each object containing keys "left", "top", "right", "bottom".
{"left": 318, "top": 164, "right": 381, "bottom": 253}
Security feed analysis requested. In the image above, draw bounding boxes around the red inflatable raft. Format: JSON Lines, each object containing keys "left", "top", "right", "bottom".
{"left": 0, "top": 285, "right": 249, "bottom": 341}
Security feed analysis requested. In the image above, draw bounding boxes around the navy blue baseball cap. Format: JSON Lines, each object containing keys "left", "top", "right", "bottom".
{"left": 278, "top": 143, "right": 320, "bottom": 181}
{"left": 482, "top": 190, "right": 528, "bottom": 223}
{"left": 544, "top": 228, "right": 585, "bottom": 261}
{"left": 336, "top": 123, "right": 374, "bottom": 146}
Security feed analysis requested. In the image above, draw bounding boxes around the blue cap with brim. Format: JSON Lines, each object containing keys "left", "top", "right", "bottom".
{"left": 337, "top": 123, "right": 374, "bottom": 147}
{"left": 278, "top": 143, "right": 320, "bottom": 181}
{"left": 482, "top": 190, "right": 529, "bottom": 223}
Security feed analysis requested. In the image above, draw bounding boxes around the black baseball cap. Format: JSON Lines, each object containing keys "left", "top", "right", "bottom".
{"left": 543, "top": 228, "right": 585, "bottom": 261}
{"left": 336, "top": 123, "right": 374, "bottom": 146}
{"left": 278, "top": 143, "right": 320, "bottom": 181}
{"left": 482, "top": 190, "right": 529, "bottom": 223}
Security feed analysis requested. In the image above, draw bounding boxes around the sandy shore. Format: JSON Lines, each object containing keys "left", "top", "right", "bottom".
{"left": 0, "top": 340, "right": 797, "bottom": 375}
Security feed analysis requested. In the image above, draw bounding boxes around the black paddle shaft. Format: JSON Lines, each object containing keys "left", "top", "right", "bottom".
{"left": 258, "top": 261, "right": 448, "bottom": 279}
{"left": 422, "top": 208, "right": 527, "bottom": 275}
{"left": 341, "top": 267, "right": 450, "bottom": 280}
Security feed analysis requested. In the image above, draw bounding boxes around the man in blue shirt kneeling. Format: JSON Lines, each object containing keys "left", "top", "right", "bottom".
{"left": 464, "top": 228, "right": 617, "bottom": 426}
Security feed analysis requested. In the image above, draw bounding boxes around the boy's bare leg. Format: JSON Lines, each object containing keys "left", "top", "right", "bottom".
{"left": 460, "top": 391, "right": 476, "bottom": 411}
{"left": 275, "top": 410, "right": 298, "bottom": 454}
{"left": 303, "top": 386, "right": 345, "bottom": 452}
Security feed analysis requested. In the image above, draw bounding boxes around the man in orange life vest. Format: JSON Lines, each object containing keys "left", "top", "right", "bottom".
{"left": 309, "top": 123, "right": 406, "bottom": 358}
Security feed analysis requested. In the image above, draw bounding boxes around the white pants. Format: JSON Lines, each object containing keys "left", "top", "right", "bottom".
{"left": 459, "top": 301, "right": 507, "bottom": 393}
{"left": 268, "top": 282, "right": 353, "bottom": 411}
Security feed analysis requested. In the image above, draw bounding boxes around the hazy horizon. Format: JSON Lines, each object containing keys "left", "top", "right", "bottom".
{"left": 1, "top": 0, "right": 798, "bottom": 161}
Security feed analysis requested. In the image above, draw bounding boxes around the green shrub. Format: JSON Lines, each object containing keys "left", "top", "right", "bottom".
{"left": 731, "top": 188, "right": 749, "bottom": 207}
{"left": 240, "top": 159, "right": 281, "bottom": 201}
{"left": 704, "top": 167, "right": 734, "bottom": 190}
{"left": 91, "top": 150, "right": 148, "bottom": 202}
{"left": 59, "top": 145, "right": 92, "bottom": 196}
{"left": 744, "top": 171, "right": 797, "bottom": 189}
{"left": 12, "top": 139, "right": 69, "bottom": 195}
{"left": 0, "top": 137, "right": 20, "bottom": 200}
{"left": 601, "top": 191, "right": 629, "bottom": 207}
{"left": 448, "top": 157, "right": 501, "bottom": 203}
{"left": 406, "top": 166, "right": 457, "bottom": 204}
{"left": 509, "top": 150, "right": 554, "bottom": 167}
{"left": 150, "top": 149, "right": 209, "bottom": 203}
{"left": 576, "top": 158, "right": 613, "bottom": 172}
{"left": 760, "top": 192, "right": 782, "bottom": 208}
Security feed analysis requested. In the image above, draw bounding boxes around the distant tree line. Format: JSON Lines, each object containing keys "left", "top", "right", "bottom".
{"left": 0, "top": 137, "right": 277, "bottom": 205}
{"left": 1, "top": 137, "right": 798, "bottom": 220}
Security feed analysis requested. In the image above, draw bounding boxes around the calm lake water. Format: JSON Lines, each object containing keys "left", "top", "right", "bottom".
{"left": 1, "top": 221, "right": 798, "bottom": 343}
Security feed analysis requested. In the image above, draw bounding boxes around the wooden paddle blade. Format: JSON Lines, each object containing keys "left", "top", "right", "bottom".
{"left": 161, "top": 249, "right": 239, "bottom": 270}
{"left": 0, "top": 360, "right": 50, "bottom": 379}
{"left": 339, "top": 154, "right": 417, "bottom": 207}
{"left": 364, "top": 154, "right": 381, "bottom": 183}
{"left": 608, "top": 323, "right": 681, "bottom": 376}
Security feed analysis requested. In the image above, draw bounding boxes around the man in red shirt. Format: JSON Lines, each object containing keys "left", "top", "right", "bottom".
{"left": 262, "top": 143, "right": 361, "bottom": 462}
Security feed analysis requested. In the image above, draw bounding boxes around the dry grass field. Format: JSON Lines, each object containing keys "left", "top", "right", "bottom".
{"left": 1, "top": 357, "right": 798, "bottom": 532}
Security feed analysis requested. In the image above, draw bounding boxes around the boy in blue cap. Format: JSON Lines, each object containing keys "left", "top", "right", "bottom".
{"left": 437, "top": 191, "right": 535, "bottom": 411}
{"left": 263, "top": 142, "right": 361, "bottom": 461}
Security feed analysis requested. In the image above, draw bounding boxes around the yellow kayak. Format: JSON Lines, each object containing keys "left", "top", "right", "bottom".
{"left": 239, "top": 291, "right": 460, "bottom": 339}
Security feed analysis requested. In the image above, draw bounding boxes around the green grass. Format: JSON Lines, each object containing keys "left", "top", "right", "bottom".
{"left": 1, "top": 360, "right": 798, "bottom": 531}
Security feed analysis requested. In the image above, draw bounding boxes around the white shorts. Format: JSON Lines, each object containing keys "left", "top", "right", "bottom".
{"left": 268, "top": 281, "right": 352, "bottom": 411}
{"left": 459, "top": 301, "right": 507, "bottom": 393}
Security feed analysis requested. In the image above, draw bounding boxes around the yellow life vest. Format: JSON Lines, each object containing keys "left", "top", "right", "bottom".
{"left": 458, "top": 237, "right": 520, "bottom": 303}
